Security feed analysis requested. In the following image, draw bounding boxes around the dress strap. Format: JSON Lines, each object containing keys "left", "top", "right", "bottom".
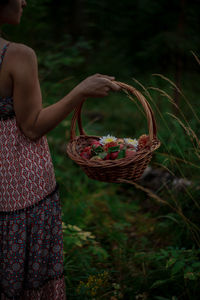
{"left": 0, "top": 43, "right": 10, "bottom": 68}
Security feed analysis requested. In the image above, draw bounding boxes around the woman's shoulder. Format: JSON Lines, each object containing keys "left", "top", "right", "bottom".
{"left": 5, "top": 42, "right": 38, "bottom": 76}
{"left": 8, "top": 42, "right": 37, "bottom": 61}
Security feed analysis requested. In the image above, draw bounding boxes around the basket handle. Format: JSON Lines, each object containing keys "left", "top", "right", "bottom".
{"left": 70, "top": 81, "right": 158, "bottom": 142}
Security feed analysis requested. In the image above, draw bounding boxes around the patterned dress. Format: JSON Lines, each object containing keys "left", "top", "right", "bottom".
{"left": 0, "top": 43, "right": 66, "bottom": 299}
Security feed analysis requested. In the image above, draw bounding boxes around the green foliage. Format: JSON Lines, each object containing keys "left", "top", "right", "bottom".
{"left": 37, "top": 35, "right": 93, "bottom": 82}
{"left": 133, "top": 247, "right": 200, "bottom": 298}
{"left": 45, "top": 71, "right": 200, "bottom": 298}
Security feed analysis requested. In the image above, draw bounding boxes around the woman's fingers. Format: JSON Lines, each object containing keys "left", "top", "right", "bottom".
{"left": 93, "top": 73, "right": 120, "bottom": 91}
{"left": 110, "top": 82, "right": 121, "bottom": 92}
{"left": 78, "top": 74, "right": 120, "bottom": 98}
{"left": 96, "top": 73, "right": 115, "bottom": 81}
{"left": 104, "top": 87, "right": 110, "bottom": 92}
{"left": 103, "top": 78, "right": 121, "bottom": 92}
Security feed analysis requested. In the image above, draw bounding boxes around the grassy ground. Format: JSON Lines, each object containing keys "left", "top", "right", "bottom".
{"left": 40, "top": 54, "right": 200, "bottom": 299}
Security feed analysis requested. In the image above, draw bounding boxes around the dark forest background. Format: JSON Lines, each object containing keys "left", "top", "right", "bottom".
{"left": 4, "top": 0, "right": 200, "bottom": 82}
{"left": 3, "top": 0, "right": 200, "bottom": 299}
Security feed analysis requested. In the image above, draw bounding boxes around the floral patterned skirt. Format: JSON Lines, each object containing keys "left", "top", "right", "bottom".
{"left": 0, "top": 187, "right": 66, "bottom": 300}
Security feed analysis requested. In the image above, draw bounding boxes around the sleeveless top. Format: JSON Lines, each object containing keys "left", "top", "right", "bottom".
{"left": 0, "top": 43, "right": 56, "bottom": 212}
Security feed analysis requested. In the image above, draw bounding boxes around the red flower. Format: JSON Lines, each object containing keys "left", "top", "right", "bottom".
{"left": 80, "top": 146, "right": 92, "bottom": 159}
{"left": 104, "top": 153, "right": 111, "bottom": 160}
{"left": 90, "top": 140, "right": 101, "bottom": 147}
{"left": 138, "top": 134, "right": 149, "bottom": 150}
{"left": 110, "top": 152, "right": 119, "bottom": 160}
{"left": 80, "top": 152, "right": 90, "bottom": 159}
{"left": 104, "top": 142, "right": 118, "bottom": 152}
{"left": 125, "top": 149, "right": 136, "bottom": 158}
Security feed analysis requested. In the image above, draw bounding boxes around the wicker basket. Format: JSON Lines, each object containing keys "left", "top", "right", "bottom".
{"left": 66, "top": 81, "right": 160, "bottom": 183}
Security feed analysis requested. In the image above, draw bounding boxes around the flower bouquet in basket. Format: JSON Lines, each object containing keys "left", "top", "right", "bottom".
{"left": 66, "top": 81, "right": 160, "bottom": 183}
{"left": 80, "top": 134, "right": 149, "bottom": 161}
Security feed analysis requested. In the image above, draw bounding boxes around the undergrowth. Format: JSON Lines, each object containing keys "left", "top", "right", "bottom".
{"left": 42, "top": 49, "right": 200, "bottom": 299}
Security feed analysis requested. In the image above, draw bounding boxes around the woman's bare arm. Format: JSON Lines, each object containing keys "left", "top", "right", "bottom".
{"left": 10, "top": 44, "right": 120, "bottom": 140}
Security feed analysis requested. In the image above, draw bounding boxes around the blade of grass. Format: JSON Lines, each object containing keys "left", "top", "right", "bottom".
{"left": 120, "top": 180, "right": 200, "bottom": 247}
{"left": 152, "top": 74, "right": 200, "bottom": 123}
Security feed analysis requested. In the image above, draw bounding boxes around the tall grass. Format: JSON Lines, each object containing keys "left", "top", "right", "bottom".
{"left": 127, "top": 74, "right": 200, "bottom": 247}
{"left": 42, "top": 52, "right": 200, "bottom": 298}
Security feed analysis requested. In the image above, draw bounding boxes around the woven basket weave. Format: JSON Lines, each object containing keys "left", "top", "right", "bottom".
{"left": 66, "top": 81, "right": 160, "bottom": 183}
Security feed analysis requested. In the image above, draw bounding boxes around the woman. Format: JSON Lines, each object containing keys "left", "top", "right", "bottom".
{"left": 0, "top": 0, "right": 120, "bottom": 299}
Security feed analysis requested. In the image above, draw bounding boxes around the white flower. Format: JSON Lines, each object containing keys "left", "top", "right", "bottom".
{"left": 99, "top": 134, "right": 117, "bottom": 145}
{"left": 124, "top": 138, "right": 138, "bottom": 149}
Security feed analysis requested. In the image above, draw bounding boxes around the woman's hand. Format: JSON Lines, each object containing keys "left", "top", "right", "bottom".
{"left": 10, "top": 43, "right": 121, "bottom": 140}
{"left": 74, "top": 73, "right": 121, "bottom": 98}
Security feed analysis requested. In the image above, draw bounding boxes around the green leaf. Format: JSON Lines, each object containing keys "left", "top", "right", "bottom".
{"left": 92, "top": 145, "right": 104, "bottom": 154}
{"left": 191, "top": 262, "right": 200, "bottom": 268}
{"left": 117, "top": 149, "right": 125, "bottom": 159}
{"left": 160, "top": 249, "right": 169, "bottom": 257}
{"left": 99, "top": 152, "right": 107, "bottom": 159}
{"left": 108, "top": 146, "right": 120, "bottom": 153}
{"left": 166, "top": 258, "right": 176, "bottom": 268}
{"left": 151, "top": 279, "right": 171, "bottom": 289}
{"left": 171, "top": 261, "right": 185, "bottom": 275}
{"left": 89, "top": 246, "right": 109, "bottom": 260}
{"left": 184, "top": 266, "right": 193, "bottom": 273}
